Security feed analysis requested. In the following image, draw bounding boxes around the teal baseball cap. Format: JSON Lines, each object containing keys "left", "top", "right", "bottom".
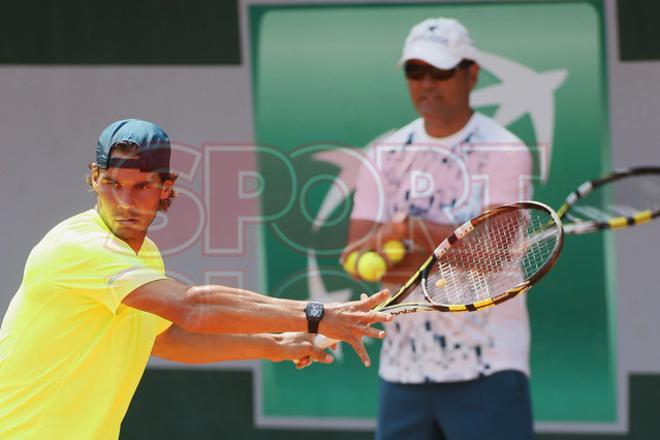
{"left": 96, "top": 119, "right": 171, "bottom": 173}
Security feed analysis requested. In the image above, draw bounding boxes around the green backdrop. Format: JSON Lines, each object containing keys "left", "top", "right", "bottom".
{"left": 251, "top": 1, "right": 615, "bottom": 425}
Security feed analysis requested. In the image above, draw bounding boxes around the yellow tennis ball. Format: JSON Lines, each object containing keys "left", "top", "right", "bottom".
{"left": 383, "top": 240, "right": 405, "bottom": 264}
{"left": 357, "top": 251, "right": 387, "bottom": 282}
{"left": 342, "top": 251, "right": 359, "bottom": 276}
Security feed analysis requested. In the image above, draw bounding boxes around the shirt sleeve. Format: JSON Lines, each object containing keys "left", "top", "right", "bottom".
{"left": 50, "top": 233, "right": 169, "bottom": 314}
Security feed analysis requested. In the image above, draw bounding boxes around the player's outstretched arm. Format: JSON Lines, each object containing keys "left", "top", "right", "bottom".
{"left": 152, "top": 327, "right": 334, "bottom": 365}
{"left": 123, "top": 280, "right": 391, "bottom": 366}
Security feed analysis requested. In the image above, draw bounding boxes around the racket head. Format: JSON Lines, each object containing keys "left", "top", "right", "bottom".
{"left": 558, "top": 166, "right": 660, "bottom": 234}
{"left": 376, "top": 201, "right": 564, "bottom": 315}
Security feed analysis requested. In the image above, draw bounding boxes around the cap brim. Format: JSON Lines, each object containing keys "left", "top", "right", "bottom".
{"left": 398, "top": 44, "right": 462, "bottom": 70}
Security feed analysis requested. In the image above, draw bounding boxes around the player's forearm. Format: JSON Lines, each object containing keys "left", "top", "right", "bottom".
{"left": 180, "top": 285, "right": 307, "bottom": 334}
{"left": 152, "top": 325, "right": 285, "bottom": 364}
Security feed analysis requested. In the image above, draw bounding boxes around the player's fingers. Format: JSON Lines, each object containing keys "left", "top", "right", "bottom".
{"left": 356, "top": 325, "right": 386, "bottom": 340}
{"left": 351, "top": 309, "right": 391, "bottom": 325}
{"left": 307, "top": 346, "right": 334, "bottom": 364}
{"left": 360, "top": 292, "right": 369, "bottom": 300}
{"left": 346, "top": 338, "right": 371, "bottom": 367}
{"left": 295, "top": 357, "right": 312, "bottom": 369}
{"left": 359, "top": 289, "right": 390, "bottom": 309}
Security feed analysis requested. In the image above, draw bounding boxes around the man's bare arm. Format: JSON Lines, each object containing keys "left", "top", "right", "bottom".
{"left": 342, "top": 208, "right": 501, "bottom": 283}
{"left": 341, "top": 218, "right": 456, "bottom": 283}
{"left": 122, "top": 280, "right": 391, "bottom": 366}
{"left": 344, "top": 218, "right": 456, "bottom": 256}
{"left": 152, "top": 325, "right": 333, "bottom": 365}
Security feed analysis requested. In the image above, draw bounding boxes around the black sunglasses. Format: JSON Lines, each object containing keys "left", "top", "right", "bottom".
{"left": 404, "top": 60, "right": 473, "bottom": 81}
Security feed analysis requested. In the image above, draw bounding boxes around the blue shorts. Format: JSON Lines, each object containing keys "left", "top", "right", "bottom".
{"left": 376, "top": 370, "right": 533, "bottom": 440}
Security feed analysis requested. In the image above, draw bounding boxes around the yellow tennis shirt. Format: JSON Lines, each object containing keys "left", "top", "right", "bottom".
{"left": 0, "top": 209, "right": 172, "bottom": 439}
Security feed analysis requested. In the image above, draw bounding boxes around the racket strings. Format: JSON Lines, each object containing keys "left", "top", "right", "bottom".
{"left": 424, "top": 209, "right": 560, "bottom": 306}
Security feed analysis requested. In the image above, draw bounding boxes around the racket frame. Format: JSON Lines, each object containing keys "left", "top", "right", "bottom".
{"left": 557, "top": 166, "right": 660, "bottom": 234}
{"left": 302, "top": 201, "right": 564, "bottom": 359}
{"left": 374, "top": 201, "right": 564, "bottom": 315}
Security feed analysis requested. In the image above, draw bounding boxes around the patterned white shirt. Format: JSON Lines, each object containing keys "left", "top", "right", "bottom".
{"left": 352, "top": 113, "right": 533, "bottom": 383}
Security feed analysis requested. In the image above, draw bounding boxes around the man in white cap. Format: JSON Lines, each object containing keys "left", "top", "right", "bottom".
{"left": 342, "top": 18, "right": 534, "bottom": 439}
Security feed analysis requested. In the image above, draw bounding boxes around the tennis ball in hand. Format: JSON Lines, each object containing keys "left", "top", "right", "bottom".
{"left": 383, "top": 240, "right": 405, "bottom": 264}
{"left": 357, "top": 251, "right": 387, "bottom": 282}
{"left": 342, "top": 251, "right": 359, "bottom": 276}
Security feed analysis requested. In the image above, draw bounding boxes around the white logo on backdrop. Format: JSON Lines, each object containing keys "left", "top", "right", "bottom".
{"left": 471, "top": 51, "right": 568, "bottom": 182}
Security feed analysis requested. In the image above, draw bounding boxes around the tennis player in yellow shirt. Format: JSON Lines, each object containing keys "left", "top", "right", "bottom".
{"left": 0, "top": 119, "right": 391, "bottom": 439}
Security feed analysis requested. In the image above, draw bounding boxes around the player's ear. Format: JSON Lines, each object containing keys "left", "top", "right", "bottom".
{"left": 90, "top": 164, "right": 100, "bottom": 191}
{"left": 161, "top": 172, "right": 178, "bottom": 199}
{"left": 160, "top": 178, "right": 175, "bottom": 199}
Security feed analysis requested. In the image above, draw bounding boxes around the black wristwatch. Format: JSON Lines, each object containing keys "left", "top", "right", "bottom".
{"left": 304, "top": 302, "right": 325, "bottom": 334}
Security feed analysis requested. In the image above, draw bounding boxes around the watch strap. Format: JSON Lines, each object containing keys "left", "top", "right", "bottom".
{"left": 304, "top": 302, "right": 324, "bottom": 334}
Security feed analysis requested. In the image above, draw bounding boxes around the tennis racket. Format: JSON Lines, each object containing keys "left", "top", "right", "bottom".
{"left": 298, "top": 201, "right": 564, "bottom": 365}
{"left": 557, "top": 166, "right": 660, "bottom": 235}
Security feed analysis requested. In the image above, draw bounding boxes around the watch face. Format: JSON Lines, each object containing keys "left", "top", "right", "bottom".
{"left": 307, "top": 303, "right": 323, "bottom": 319}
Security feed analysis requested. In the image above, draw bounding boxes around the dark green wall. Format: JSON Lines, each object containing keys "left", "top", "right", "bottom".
{"left": 617, "top": 0, "right": 660, "bottom": 61}
{"left": 251, "top": 1, "right": 616, "bottom": 425}
{"left": 0, "top": 0, "right": 240, "bottom": 64}
{"left": 4, "top": 1, "right": 660, "bottom": 64}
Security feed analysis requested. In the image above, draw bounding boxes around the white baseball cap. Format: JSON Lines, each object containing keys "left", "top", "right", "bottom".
{"left": 399, "top": 17, "right": 478, "bottom": 69}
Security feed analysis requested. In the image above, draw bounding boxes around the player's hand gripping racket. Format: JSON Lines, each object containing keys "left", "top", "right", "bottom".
{"left": 297, "top": 201, "right": 564, "bottom": 367}
{"left": 557, "top": 166, "right": 660, "bottom": 235}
